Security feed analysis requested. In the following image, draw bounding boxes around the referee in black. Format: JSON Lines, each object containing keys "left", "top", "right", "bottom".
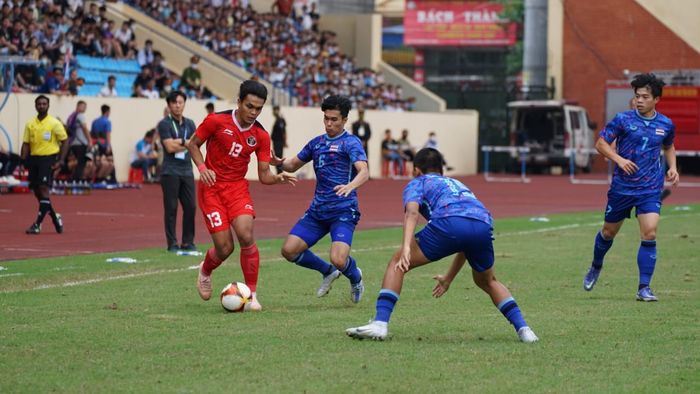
{"left": 158, "top": 91, "right": 197, "bottom": 252}
{"left": 21, "top": 95, "right": 69, "bottom": 234}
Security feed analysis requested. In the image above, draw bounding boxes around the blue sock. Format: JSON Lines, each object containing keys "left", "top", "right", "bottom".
{"left": 293, "top": 250, "right": 337, "bottom": 276}
{"left": 592, "top": 231, "right": 614, "bottom": 269}
{"left": 497, "top": 297, "right": 527, "bottom": 331}
{"left": 637, "top": 240, "right": 657, "bottom": 288}
{"left": 340, "top": 255, "right": 362, "bottom": 284}
{"left": 375, "top": 289, "right": 399, "bottom": 323}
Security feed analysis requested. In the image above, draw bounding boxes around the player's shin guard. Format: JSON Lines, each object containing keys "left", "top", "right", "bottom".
{"left": 240, "top": 244, "right": 259, "bottom": 292}
{"left": 35, "top": 199, "right": 52, "bottom": 224}
{"left": 341, "top": 255, "right": 361, "bottom": 284}
{"left": 292, "top": 250, "right": 337, "bottom": 276}
{"left": 637, "top": 240, "right": 657, "bottom": 288}
{"left": 202, "top": 248, "right": 223, "bottom": 276}
{"left": 592, "top": 231, "right": 614, "bottom": 269}
{"left": 375, "top": 289, "right": 399, "bottom": 323}
{"left": 497, "top": 297, "right": 528, "bottom": 332}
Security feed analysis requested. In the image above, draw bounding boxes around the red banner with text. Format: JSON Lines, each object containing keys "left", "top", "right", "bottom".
{"left": 404, "top": 1, "right": 517, "bottom": 47}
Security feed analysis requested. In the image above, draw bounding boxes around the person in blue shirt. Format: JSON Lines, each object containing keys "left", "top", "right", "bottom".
{"left": 346, "top": 148, "right": 538, "bottom": 342}
{"left": 277, "top": 95, "right": 369, "bottom": 303}
{"left": 583, "top": 73, "right": 679, "bottom": 302}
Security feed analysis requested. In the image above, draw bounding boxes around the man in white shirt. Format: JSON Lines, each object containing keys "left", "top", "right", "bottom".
{"left": 98, "top": 75, "right": 118, "bottom": 97}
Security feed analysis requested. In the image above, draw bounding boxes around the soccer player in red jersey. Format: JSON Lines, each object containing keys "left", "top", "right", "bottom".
{"left": 187, "top": 80, "right": 296, "bottom": 311}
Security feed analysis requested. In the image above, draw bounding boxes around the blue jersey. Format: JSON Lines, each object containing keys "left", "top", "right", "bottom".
{"left": 297, "top": 130, "right": 367, "bottom": 215}
{"left": 403, "top": 173, "right": 492, "bottom": 226}
{"left": 600, "top": 110, "right": 675, "bottom": 195}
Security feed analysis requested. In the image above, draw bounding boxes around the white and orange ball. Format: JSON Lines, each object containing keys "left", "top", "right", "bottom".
{"left": 220, "top": 282, "right": 252, "bottom": 312}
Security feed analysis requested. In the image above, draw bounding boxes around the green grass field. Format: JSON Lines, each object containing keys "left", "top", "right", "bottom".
{"left": 1, "top": 205, "right": 699, "bottom": 393}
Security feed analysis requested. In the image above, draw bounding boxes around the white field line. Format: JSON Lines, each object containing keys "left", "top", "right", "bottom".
{"left": 2, "top": 212, "right": 696, "bottom": 294}
{"left": 77, "top": 211, "right": 146, "bottom": 218}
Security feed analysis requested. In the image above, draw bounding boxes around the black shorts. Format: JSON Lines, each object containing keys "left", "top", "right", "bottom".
{"left": 27, "top": 155, "right": 57, "bottom": 188}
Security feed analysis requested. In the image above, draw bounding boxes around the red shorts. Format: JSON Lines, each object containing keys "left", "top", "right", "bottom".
{"left": 198, "top": 180, "right": 255, "bottom": 233}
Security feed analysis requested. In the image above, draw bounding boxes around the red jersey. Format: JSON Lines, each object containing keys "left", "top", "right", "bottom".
{"left": 195, "top": 110, "right": 272, "bottom": 182}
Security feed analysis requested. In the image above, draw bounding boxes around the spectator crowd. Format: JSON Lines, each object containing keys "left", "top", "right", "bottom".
{"left": 128, "top": 0, "right": 414, "bottom": 110}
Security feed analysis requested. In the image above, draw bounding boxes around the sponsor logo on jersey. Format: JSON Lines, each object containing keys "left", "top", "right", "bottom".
{"left": 223, "top": 128, "right": 235, "bottom": 135}
{"left": 655, "top": 128, "right": 665, "bottom": 136}
{"left": 244, "top": 204, "right": 253, "bottom": 210}
{"left": 629, "top": 125, "right": 638, "bottom": 131}
{"left": 246, "top": 136, "right": 257, "bottom": 147}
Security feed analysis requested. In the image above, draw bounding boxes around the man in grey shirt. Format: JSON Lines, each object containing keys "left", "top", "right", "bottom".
{"left": 158, "top": 91, "right": 197, "bottom": 252}
{"left": 66, "top": 100, "right": 91, "bottom": 181}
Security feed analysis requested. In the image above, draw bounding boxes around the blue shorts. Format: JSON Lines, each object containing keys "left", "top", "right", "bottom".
{"left": 604, "top": 191, "right": 661, "bottom": 223}
{"left": 289, "top": 209, "right": 360, "bottom": 248}
{"left": 415, "top": 217, "right": 495, "bottom": 273}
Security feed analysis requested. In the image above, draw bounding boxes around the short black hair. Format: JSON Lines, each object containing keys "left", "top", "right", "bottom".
{"left": 414, "top": 148, "right": 444, "bottom": 175}
{"left": 107, "top": 75, "right": 116, "bottom": 82}
{"left": 238, "top": 79, "right": 267, "bottom": 102}
{"left": 166, "top": 90, "right": 187, "bottom": 104}
{"left": 145, "top": 129, "right": 155, "bottom": 139}
{"left": 205, "top": 102, "right": 214, "bottom": 110}
{"left": 101, "top": 104, "right": 110, "bottom": 114}
{"left": 631, "top": 73, "right": 665, "bottom": 98}
{"left": 35, "top": 95, "right": 49, "bottom": 105}
{"left": 321, "top": 95, "right": 352, "bottom": 118}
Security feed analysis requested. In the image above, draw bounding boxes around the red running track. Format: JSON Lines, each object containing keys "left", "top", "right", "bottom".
{"left": 1, "top": 175, "right": 698, "bottom": 261}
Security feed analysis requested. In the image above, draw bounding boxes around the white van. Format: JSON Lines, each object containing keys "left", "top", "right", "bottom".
{"left": 508, "top": 100, "right": 595, "bottom": 172}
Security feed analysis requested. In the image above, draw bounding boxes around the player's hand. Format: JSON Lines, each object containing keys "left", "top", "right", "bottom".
{"left": 394, "top": 248, "right": 411, "bottom": 273}
{"left": 277, "top": 172, "right": 297, "bottom": 186}
{"left": 666, "top": 168, "right": 679, "bottom": 186}
{"left": 615, "top": 157, "right": 639, "bottom": 175}
{"left": 269, "top": 153, "right": 285, "bottom": 166}
{"left": 51, "top": 161, "right": 61, "bottom": 171}
{"left": 432, "top": 275, "right": 451, "bottom": 298}
{"left": 199, "top": 168, "right": 216, "bottom": 186}
{"left": 333, "top": 183, "right": 355, "bottom": 197}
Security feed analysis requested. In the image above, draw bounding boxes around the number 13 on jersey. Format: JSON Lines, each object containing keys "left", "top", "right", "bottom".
{"left": 229, "top": 142, "right": 243, "bottom": 157}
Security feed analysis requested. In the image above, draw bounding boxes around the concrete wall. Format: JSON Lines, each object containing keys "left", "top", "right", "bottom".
{"left": 547, "top": 0, "right": 564, "bottom": 100}
{"left": 0, "top": 94, "right": 478, "bottom": 181}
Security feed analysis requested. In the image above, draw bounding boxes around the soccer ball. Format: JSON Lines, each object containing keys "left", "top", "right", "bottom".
{"left": 220, "top": 282, "right": 252, "bottom": 312}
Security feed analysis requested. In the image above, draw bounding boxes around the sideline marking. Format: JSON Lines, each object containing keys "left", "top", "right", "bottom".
{"left": 77, "top": 211, "right": 146, "bottom": 218}
{"left": 3, "top": 212, "right": 696, "bottom": 294}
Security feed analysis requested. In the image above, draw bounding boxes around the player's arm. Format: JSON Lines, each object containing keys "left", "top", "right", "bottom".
{"left": 257, "top": 160, "right": 297, "bottom": 186}
{"left": 334, "top": 160, "right": 369, "bottom": 197}
{"left": 432, "top": 254, "right": 467, "bottom": 298}
{"left": 396, "top": 201, "right": 420, "bottom": 273}
{"left": 277, "top": 155, "right": 306, "bottom": 173}
{"left": 595, "top": 137, "right": 638, "bottom": 175}
{"left": 186, "top": 134, "right": 216, "bottom": 186}
{"left": 663, "top": 144, "right": 679, "bottom": 185}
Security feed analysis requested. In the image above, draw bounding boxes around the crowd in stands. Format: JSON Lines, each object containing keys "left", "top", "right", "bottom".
{"left": 2, "top": 0, "right": 412, "bottom": 109}
{"left": 127, "top": 0, "right": 414, "bottom": 110}
{"left": 1, "top": 0, "right": 212, "bottom": 100}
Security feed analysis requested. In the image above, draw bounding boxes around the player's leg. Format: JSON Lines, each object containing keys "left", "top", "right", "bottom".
{"left": 635, "top": 196, "right": 662, "bottom": 301}
{"left": 329, "top": 240, "right": 364, "bottom": 303}
{"left": 198, "top": 229, "right": 235, "bottom": 301}
{"left": 584, "top": 192, "right": 630, "bottom": 291}
{"left": 470, "top": 265, "right": 537, "bottom": 342}
{"left": 282, "top": 215, "right": 339, "bottom": 296}
{"left": 232, "top": 213, "right": 263, "bottom": 310}
{"left": 346, "top": 236, "right": 431, "bottom": 340}
{"left": 197, "top": 183, "right": 234, "bottom": 300}
{"left": 328, "top": 215, "right": 364, "bottom": 302}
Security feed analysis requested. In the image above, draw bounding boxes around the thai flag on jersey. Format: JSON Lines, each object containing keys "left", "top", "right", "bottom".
{"left": 655, "top": 128, "right": 665, "bottom": 136}
{"left": 329, "top": 144, "right": 339, "bottom": 152}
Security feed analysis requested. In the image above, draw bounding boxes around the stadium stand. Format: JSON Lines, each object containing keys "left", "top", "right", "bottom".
{"left": 124, "top": 0, "right": 414, "bottom": 110}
